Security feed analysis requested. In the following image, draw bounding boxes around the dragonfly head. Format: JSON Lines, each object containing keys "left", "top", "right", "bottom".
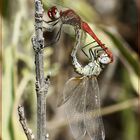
{"left": 48, "top": 6, "right": 61, "bottom": 20}
{"left": 98, "top": 53, "right": 111, "bottom": 64}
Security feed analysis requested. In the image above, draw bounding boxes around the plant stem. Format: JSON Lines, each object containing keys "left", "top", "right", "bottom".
{"left": 18, "top": 105, "right": 35, "bottom": 140}
{"left": 33, "top": 0, "right": 49, "bottom": 140}
{"left": 18, "top": 1, "right": 50, "bottom": 139}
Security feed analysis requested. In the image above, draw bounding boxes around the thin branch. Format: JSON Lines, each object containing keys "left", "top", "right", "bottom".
{"left": 18, "top": 0, "right": 50, "bottom": 139}
{"left": 32, "top": 0, "right": 50, "bottom": 140}
{"left": 18, "top": 105, "right": 35, "bottom": 140}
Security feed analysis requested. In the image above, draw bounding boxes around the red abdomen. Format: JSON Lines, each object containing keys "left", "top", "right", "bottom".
{"left": 81, "top": 21, "right": 113, "bottom": 62}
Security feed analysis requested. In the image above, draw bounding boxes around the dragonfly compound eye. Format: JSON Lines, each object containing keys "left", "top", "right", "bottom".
{"left": 54, "top": 10, "right": 60, "bottom": 18}
{"left": 48, "top": 6, "right": 59, "bottom": 20}
{"left": 98, "top": 53, "right": 111, "bottom": 64}
{"left": 52, "top": 7, "right": 60, "bottom": 19}
{"left": 48, "top": 10, "right": 53, "bottom": 19}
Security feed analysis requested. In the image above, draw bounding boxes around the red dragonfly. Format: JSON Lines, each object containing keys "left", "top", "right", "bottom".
{"left": 44, "top": 6, "right": 113, "bottom": 140}
{"left": 43, "top": 6, "right": 113, "bottom": 63}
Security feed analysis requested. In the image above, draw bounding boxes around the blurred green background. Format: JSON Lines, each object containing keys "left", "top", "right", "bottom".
{"left": 2, "top": 0, "right": 140, "bottom": 140}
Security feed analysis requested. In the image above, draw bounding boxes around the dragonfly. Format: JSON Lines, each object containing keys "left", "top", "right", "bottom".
{"left": 43, "top": 6, "right": 113, "bottom": 63}
{"left": 44, "top": 6, "right": 113, "bottom": 140}
{"left": 57, "top": 29, "right": 113, "bottom": 140}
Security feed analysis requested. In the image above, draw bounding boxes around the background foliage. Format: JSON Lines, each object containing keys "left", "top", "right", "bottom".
{"left": 2, "top": 0, "right": 140, "bottom": 140}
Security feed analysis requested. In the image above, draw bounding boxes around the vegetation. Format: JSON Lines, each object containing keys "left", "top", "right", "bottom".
{"left": 2, "top": 0, "right": 139, "bottom": 140}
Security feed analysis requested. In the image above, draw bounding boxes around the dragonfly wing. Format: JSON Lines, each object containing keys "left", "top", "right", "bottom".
{"left": 57, "top": 77, "right": 83, "bottom": 107}
{"left": 63, "top": 77, "right": 88, "bottom": 140}
{"left": 84, "top": 77, "right": 105, "bottom": 140}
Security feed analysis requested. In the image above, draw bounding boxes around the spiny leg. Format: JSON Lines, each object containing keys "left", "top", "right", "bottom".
{"left": 88, "top": 44, "right": 105, "bottom": 60}
{"left": 43, "top": 23, "right": 62, "bottom": 47}
{"left": 81, "top": 41, "right": 96, "bottom": 59}
{"left": 43, "top": 18, "right": 60, "bottom": 26}
{"left": 81, "top": 42, "right": 104, "bottom": 60}
{"left": 43, "top": 19, "right": 60, "bottom": 32}
{"left": 42, "top": 15, "right": 62, "bottom": 47}
{"left": 89, "top": 48, "right": 96, "bottom": 60}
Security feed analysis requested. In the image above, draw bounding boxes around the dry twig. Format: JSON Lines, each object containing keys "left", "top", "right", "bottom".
{"left": 18, "top": 0, "right": 50, "bottom": 140}
{"left": 18, "top": 105, "right": 35, "bottom": 140}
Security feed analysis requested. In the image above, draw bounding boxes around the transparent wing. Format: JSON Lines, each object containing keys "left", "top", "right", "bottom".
{"left": 57, "top": 77, "right": 83, "bottom": 107}
{"left": 84, "top": 77, "right": 105, "bottom": 140}
{"left": 62, "top": 77, "right": 88, "bottom": 140}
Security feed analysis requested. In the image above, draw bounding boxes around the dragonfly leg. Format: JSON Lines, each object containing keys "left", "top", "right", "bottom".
{"left": 44, "top": 23, "right": 62, "bottom": 47}
{"left": 81, "top": 48, "right": 90, "bottom": 59}
{"left": 43, "top": 18, "right": 60, "bottom": 26}
{"left": 88, "top": 45, "right": 105, "bottom": 61}
{"left": 43, "top": 19, "right": 60, "bottom": 32}
{"left": 81, "top": 46, "right": 101, "bottom": 60}
{"left": 81, "top": 47, "right": 96, "bottom": 60}
{"left": 89, "top": 48, "right": 96, "bottom": 60}
{"left": 81, "top": 41, "right": 98, "bottom": 59}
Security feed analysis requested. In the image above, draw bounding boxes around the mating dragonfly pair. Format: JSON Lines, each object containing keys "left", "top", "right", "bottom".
{"left": 43, "top": 6, "right": 113, "bottom": 140}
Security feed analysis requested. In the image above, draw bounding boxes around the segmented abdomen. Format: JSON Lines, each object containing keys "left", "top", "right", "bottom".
{"left": 71, "top": 28, "right": 102, "bottom": 76}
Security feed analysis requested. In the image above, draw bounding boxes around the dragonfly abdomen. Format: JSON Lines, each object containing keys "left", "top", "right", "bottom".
{"left": 71, "top": 27, "right": 102, "bottom": 76}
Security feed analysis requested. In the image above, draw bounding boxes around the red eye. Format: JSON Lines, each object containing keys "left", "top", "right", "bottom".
{"left": 48, "top": 6, "right": 60, "bottom": 19}
{"left": 51, "top": 6, "right": 57, "bottom": 14}
{"left": 47, "top": 10, "right": 52, "bottom": 18}
{"left": 51, "top": 11, "right": 56, "bottom": 17}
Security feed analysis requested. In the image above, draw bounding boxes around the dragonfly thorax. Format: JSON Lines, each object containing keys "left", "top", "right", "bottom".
{"left": 61, "top": 10, "right": 81, "bottom": 28}
{"left": 83, "top": 61, "right": 102, "bottom": 76}
{"left": 72, "top": 56, "right": 102, "bottom": 76}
